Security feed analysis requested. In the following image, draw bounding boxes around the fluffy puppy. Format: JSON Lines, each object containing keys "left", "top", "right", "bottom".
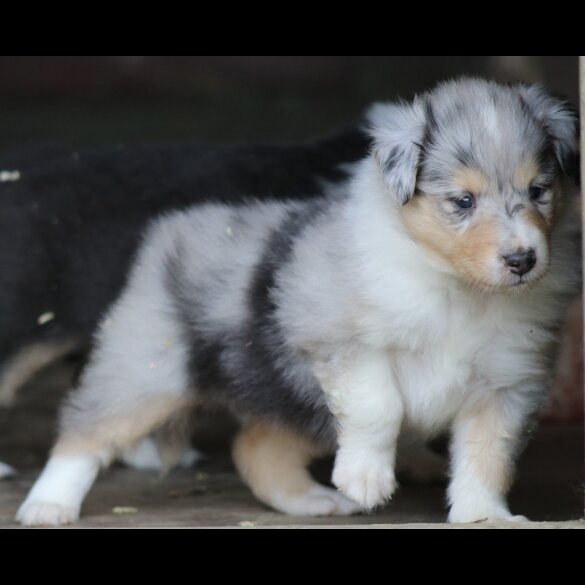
{"left": 17, "top": 78, "right": 580, "bottom": 525}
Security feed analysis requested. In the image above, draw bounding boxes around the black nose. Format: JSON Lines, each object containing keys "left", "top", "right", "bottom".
{"left": 504, "top": 249, "right": 536, "bottom": 276}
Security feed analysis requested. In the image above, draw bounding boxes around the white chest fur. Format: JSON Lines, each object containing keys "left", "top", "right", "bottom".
{"left": 377, "top": 284, "right": 551, "bottom": 435}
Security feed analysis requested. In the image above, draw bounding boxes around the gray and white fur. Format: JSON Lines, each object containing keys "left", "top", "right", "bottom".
{"left": 17, "top": 78, "right": 580, "bottom": 525}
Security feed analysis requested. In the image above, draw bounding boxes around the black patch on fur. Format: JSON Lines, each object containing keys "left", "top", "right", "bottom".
{"left": 165, "top": 201, "right": 337, "bottom": 448}
{"left": 414, "top": 99, "right": 441, "bottom": 192}
{"left": 381, "top": 146, "right": 402, "bottom": 177}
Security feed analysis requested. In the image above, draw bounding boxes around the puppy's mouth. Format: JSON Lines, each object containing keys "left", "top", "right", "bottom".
{"left": 467, "top": 266, "right": 548, "bottom": 294}
{"left": 501, "top": 268, "right": 547, "bottom": 291}
{"left": 512, "top": 275, "right": 529, "bottom": 287}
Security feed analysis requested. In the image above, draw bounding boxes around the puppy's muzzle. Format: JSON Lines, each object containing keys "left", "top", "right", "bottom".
{"left": 503, "top": 248, "right": 536, "bottom": 276}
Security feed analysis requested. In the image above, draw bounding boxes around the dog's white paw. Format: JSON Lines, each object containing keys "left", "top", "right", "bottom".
{"left": 16, "top": 500, "right": 79, "bottom": 527}
{"left": 448, "top": 504, "right": 527, "bottom": 524}
{"left": 121, "top": 437, "right": 202, "bottom": 471}
{"left": 177, "top": 447, "right": 202, "bottom": 468}
{"left": 332, "top": 450, "right": 396, "bottom": 510}
{"left": 0, "top": 461, "right": 16, "bottom": 479}
{"left": 275, "top": 486, "right": 361, "bottom": 516}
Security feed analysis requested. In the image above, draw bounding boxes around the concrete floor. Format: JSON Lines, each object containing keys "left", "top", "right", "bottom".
{"left": 0, "top": 361, "right": 583, "bottom": 529}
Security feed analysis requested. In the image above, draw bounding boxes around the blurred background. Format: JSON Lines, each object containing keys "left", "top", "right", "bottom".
{"left": 0, "top": 56, "right": 579, "bottom": 154}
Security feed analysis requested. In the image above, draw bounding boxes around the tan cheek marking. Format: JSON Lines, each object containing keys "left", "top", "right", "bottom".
{"left": 455, "top": 216, "right": 499, "bottom": 279}
{"left": 401, "top": 196, "right": 501, "bottom": 286}
{"left": 401, "top": 196, "right": 457, "bottom": 267}
{"left": 453, "top": 167, "right": 489, "bottom": 194}
{"left": 513, "top": 159, "right": 539, "bottom": 190}
{"left": 232, "top": 423, "right": 328, "bottom": 501}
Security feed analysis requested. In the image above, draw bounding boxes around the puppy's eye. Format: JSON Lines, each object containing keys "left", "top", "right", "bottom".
{"left": 454, "top": 194, "right": 475, "bottom": 209}
{"left": 528, "top": 186, "right": 545, "bottom": 201}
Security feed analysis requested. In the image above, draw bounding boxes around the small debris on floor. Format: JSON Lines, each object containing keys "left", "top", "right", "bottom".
{"left": 37, "top": 312, "right": 55, "bottom": 326}
{"left": 112, "top": 506, "right": 139, "bottom": 515}
{"left": 238, "top": 521, "right": 256, "bottom": 527}
{"left": 0, "top": 170, "right": 20, "bottom": 182}
{"left": 167, "top": 486, "right": 208, "bottom": 498}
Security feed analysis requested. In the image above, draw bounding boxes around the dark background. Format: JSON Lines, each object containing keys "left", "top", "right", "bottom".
{"left": 0, "top": 56, "right": 578, "bottom": 155}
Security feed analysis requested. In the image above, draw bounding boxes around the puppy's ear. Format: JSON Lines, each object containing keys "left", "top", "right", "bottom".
{"left": 367, "top": 100, "right": 426, "bottom": 204}
{"left": 518, "top": 84, "right": 579, "bottom": 182}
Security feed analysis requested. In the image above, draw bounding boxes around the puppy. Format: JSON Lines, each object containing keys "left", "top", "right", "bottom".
{"left": 17, "top": 78, "right": 580, "bottom": 525}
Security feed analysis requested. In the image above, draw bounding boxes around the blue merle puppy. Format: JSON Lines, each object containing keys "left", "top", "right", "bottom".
{"left": 17, "top": 78, "right": 580, "bottom": 525}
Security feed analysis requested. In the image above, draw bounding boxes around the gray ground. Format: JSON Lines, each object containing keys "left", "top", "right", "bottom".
{"left": 0, "top": 361, "right": 582, "bottom": 528}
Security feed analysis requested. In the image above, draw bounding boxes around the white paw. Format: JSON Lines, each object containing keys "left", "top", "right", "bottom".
{"left": 274, "top": 486, "right": 361, "bottom": 516}
{"left": 177, "top": 447, "right": 203, "bottom": 468}
{"left": 16, "top": 500, "right": 79, "bottom": 527}
{"left": 448, "top": 504, "right": 528, "bottom": 524}
{"left": 332, "top": 450, "right": 397, "bottom": 510}
{"left": 120, "top": 437, "right": 163, "bottom": 470}
{"left": 0, "top": 461, "right": 16, "bottom": 479}
{"left": 505, "top": 514, "right": 528, "bottom": 522}
{"left": 121, "top": 437, "right": 202, "bottom": 471}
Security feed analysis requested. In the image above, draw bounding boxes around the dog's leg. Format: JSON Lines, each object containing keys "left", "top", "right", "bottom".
{"left": 17, "top": 390, "right": 192, "bottom": 526}
{"left": 0, "top": 461, "right": 16, "bottom": 479}
{"left": 233, "top": 422, "right": 360, "bottom": 516}
{"left": 120, "top": 436, "right": 201, "bottom": 472}
{"left": 16, "top": 329, "right": 193, "bottom": 528}
{"left": 120, "top": 421, "right": 202, "bottom": 473}
{"left": 447, "top": 388, "right": 536, "bottom": 523}
{"left": 315, "top": 350, "right": 403, "bottom": 510}
{"left": 0, "top": 339, "right": 78, "bottom": 407}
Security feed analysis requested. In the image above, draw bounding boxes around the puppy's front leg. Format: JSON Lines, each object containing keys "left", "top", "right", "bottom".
{"left": 448, "top": 388, "right": 536, "bottom": 524}
{"left": 315, "top": 350, "right": 403, "bottom": 510}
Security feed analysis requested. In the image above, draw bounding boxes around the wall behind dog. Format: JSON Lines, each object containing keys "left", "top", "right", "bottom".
{"left": 0, "top": 55, "right": 580, "bottom": 420}
{"left": 0, "top": 56, "right": 578, "bottom": 151}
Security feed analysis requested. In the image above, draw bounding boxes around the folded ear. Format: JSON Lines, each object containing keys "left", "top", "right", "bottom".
{"left": 517, "top": 84, "right": 579, "bottom": 183}
{"left": 367, "top": 100, "right": 427, "bottom": 204}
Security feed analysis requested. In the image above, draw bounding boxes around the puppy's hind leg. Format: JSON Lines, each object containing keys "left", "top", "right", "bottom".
{"left": 17, "top": 339, "right": 194, "bottom": 526}
{"left": 17, "top": 390, "right": 193, "bottom": 526}
{"left": 233, "top": 423, "right": 360, "bottom": 516}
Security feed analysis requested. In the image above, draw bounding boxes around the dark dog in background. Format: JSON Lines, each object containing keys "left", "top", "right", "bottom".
{"left": 0, "top": 127, "right": 368, "bottom": 475}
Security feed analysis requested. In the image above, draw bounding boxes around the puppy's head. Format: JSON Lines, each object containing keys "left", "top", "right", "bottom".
{"left": 369, "top": 78, "right": 578, "bottom": 291}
